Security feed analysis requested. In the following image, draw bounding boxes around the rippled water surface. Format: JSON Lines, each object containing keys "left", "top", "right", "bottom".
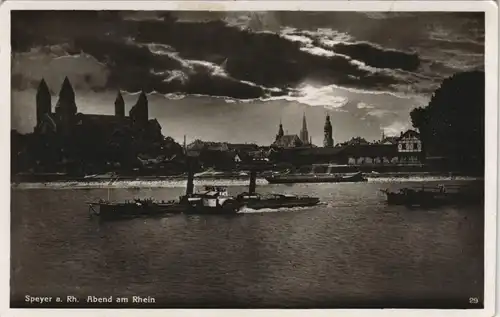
{"left": 11, "top": 180, "right": 484, "bottom": 308}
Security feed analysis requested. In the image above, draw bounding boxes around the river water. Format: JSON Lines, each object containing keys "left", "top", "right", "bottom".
{"left": 11, "top": 179, "right": 484, "bottom": 308}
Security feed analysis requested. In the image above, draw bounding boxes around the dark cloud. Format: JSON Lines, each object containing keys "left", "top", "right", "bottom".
{"left": 11, "top": 10, "right": 444, "bottom": 100}
{"left": 331, "top": 42, "right": 420, "bottom": 72}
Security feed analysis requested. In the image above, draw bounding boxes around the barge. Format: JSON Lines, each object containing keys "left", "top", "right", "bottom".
{"left": 380, "top": 184, "right": 483, "bottom": 206}
{"left": 265, "top": 171, "right": 367, "bottom": 184}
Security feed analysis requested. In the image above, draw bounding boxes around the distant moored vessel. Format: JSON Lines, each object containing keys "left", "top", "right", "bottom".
{"left": 265, "top": 165, "right": 367, "bottom": 184}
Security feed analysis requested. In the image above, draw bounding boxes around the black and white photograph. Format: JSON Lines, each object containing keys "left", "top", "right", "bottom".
{"left": 6, "top": 0, "right": 498, "bottom": 313}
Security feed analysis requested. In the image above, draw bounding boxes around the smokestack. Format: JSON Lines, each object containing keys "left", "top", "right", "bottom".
{"left": 183, "top": 135, "right": 187, "bottom": 154}
{"left": 249, "top": 170, "right": 257, "bottom": 194}
{"left": 186, "top": 158, "right": 194, "bottom": 195}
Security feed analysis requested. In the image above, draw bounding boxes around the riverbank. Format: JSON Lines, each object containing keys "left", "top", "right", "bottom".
{"left": 12, "top": 170, "right": 481, "bottom": 183}
{"left": 11, "top": 175, "right": 483, "bottom": 190}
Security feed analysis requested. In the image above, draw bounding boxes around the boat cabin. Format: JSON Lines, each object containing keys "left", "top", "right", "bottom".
{"left": 202, "top": 185, "right": 229, "bottom": 196}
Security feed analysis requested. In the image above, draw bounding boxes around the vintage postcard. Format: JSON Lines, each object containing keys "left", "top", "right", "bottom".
{"left": 2, "top": 0, "right": 498, "bottom": 316}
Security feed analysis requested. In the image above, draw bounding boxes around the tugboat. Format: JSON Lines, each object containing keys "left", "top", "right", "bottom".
{"left": 236, "top": 170, "right": 320, "bottom": 209}
{"left": 88, "top": 159, "right": 243, "bottom": 220}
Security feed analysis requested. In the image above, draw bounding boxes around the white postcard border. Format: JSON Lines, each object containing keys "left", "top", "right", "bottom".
{"left": 0, "top": 1, "right": 497, "bottom": 317}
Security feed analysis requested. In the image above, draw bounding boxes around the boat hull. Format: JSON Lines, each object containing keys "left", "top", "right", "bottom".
{"left": 240, "top": 197, "right": 320, "bottom": 209}
{"left": 91, "top": 200, "right": 242, "bottom": 220}
{"left": 385, "top": 192, "right": 447, "bottom": 207}
{"left": 382, "top": 187, "right": 485, "bottom": 207}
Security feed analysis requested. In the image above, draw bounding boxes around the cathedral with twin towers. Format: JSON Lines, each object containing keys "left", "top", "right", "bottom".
{"left": 273, "top": 113, "right": 334, "bottom": 149}
{"left": 33, "top": 77, "right": 163, "bottom": 145}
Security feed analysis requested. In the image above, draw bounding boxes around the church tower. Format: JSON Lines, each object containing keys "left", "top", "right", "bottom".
{"left": 299, "top": 112, "right": 309, "bottom": 145}
{"left": 36, "top": 78, "right": 51, "bottom": 128}
{"left": 55, "top": 77, "right": 77, "bottom": 136}
{"left": 114, "top": 90, "right": 125, "bottom": 118}
{"left": 129, "top": 90, "right": 149, "bottom": 126}
{"left": 323, "top": 114, "right": 334, "bottom": 147}
{"left": 55, "top": 77, "right": 77, "bottom": 117}
{"left": 276, "top": 120, "right": 284, "bottom": 141}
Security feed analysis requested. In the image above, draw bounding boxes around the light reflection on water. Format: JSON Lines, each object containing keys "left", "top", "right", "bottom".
{"left": 11, "top": 180, "right": 484, "bottom": 308}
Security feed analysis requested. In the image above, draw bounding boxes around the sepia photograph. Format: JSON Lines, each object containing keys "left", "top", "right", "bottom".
{"left": 5, "top": 0, "right": 498, "bottom": 314}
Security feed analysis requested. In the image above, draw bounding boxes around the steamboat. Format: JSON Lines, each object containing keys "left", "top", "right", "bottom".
{"left": 87, "top": 160, "right": 243, "bottom": 220}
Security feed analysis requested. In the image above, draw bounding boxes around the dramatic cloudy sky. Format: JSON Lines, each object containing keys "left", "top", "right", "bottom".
{"left": 11, "top": 11, "right": 484, "bottom": 145}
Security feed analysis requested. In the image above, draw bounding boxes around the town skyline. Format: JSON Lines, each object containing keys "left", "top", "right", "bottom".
{"left": 14, "top": 76, "right": 407, "bottom": 147}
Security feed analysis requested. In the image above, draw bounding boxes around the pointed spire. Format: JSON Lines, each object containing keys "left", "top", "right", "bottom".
{"left": 37, "top": 78, "right": 50, "bottom": 95}
{"left": 36, "top": 78, "right": 51, "bottom": 107}
{"left": 137, "top": 90, "right": 148, "bottom": 104}
{"left": 36, "top": 78, "right": 52, "bottom": 126}
{"left": 276, "top": 118, "right": 284, "bottom": 141}
{"left": 114, "top": 90, "right": 125, "bottom": 117}
{"left": 55, "top": 76, "right": 77, "bottom": 117}
{"left": 130, "top": 90, "right": 149, "bottom": 124}
{"left": 59, "top": 76, "right": 75, "bottom": 100}
{"left": 300, "top": 112, "right": 309, "bottom": 144}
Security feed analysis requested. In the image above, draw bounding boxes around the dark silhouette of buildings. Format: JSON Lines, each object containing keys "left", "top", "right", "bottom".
{"left": 35, "top": 77, "right": 159, "bottom": 140}
{"left": 23, "top": 77, "right": 183, "bottom": 175}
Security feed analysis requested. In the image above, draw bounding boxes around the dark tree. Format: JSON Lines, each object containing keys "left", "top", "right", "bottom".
{"left": 410, "top": 71, "right": 485, "bottom": 174}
